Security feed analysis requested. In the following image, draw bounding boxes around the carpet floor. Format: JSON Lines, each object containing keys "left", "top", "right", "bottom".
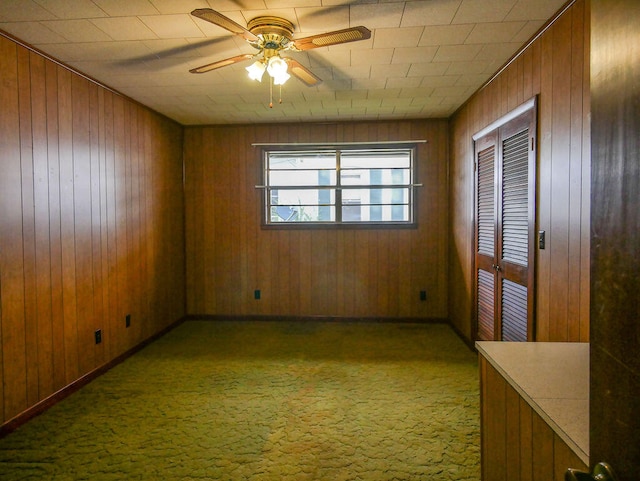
{"left": 0, "top": 320, "right": 480, "bottom": 480}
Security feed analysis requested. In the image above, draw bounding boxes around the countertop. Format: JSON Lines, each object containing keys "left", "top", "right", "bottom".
{"left": 476, "top": 341, "right": 589, "bottom": 465}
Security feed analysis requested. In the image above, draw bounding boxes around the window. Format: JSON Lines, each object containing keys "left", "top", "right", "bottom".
{"left": 262, "top": 145, "right": 416, "bottom": 226}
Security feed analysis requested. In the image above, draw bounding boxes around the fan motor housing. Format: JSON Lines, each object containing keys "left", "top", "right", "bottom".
{"left": 247, "top": 16, "right": 295, "bottom": 49}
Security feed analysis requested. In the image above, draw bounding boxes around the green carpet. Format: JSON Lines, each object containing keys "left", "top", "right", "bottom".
{"left": 0, "top": 321, "right": 480, "bottom": 480}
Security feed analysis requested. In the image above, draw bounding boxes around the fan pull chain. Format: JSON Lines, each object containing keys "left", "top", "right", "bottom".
{"left": 279, "top": 84, "right": 283, "bottom": 104}
{"left": 269, "top": 77, "right": 273, "bottom": 108}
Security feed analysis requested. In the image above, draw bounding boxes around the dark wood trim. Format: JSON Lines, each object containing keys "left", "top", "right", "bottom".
{"left": 0, "top": 317, "right": 186, "bottom": 439}
{"left": 185, "top": 314, "right": 448, "bottom": 324}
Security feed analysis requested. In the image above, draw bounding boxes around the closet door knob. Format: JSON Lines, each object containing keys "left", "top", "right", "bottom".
{"left": 565, "top": 462, "right": 618, "bottom": 481}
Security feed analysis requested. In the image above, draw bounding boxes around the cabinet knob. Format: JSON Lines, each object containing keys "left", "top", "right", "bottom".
{"left": 565, "top": 462, "right": 618, "bottom": 481}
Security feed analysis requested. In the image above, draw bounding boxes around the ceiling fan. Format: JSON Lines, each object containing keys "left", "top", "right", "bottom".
{"left": 189, "top": 8, "right": 372, "bottom": 88}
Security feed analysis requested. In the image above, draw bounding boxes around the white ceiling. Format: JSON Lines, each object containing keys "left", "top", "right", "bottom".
{"left": 0, "top": 0, "right": 566, "bottom": 125}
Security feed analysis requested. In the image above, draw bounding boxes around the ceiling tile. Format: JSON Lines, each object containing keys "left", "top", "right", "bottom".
{"left": 265, "top": 0, "right": 320, "bottom": 8}
{"left": 455, "top": 73, "right": 488, "bottom": 87}
{"left": 0, "top": 21, "right": 68, "bottom": 44}
{"left": 385, "top": 76, "right": 423, "bottom": 89}
{"left": 418, "top": 24, "right": 474, "bottom": 46}
{"left": 0, "top": 0, "right": 56, "bottom": 21}
{"left": 407, "top": 62, "right": 451, "bottom": 77}
{"left": 335, "top": 89, "right": 368, "bottom": 100}
{"left": 506, "top": 0, "right": 565, "bottom": 21}
{"left": 351, "top": 3, "right": 404, "bottom": 29}
{"left": 401, "top": 0, "right": 462, "bottom": 27}
{"left": 350, "top": 48, "right": 393, "bottom": 66}
{"left": 149, "top": 0, "right": 210, "bottom": 14}
{"left": 391, "top": 46, "right": 438, "bottom": 64}
{"left": 309, "top": 49, "right": 351, "bottom": 67}
{"left": 446, "top": 59, "right": 500, "bottom": 74}
{"left": 367, "top": 88, "right": 400, "bottom": 99}
{"left": 92, "top": 0, "right": 160, "bottom": 16}
{"left": 374, "top": 26, "right": 424, "bottom": 48}
{"left": 465, "top": 21, "right": 526, "bottom": 44}
{"left": 420, "top": 74, "right": 461, "bottom": 87}
{"left": 34, "top": 0, "right": 108, "bottom": 19}
{"left": 351, "top": 78, "right": 387, "bottom": 90}
{"left": 380, "top": 97, "right": 413, "bottom": 107}
{"left": 398, "top": 86, "right": 435, "bottom": 98}
{"left": 69, "top": 41, "right": 154, "bottom": 61}
{"left": 433, "top": 44, "right": 482, "bottom": 62}
{"left": 431, "top": 85, "right": 472, "bottom": 97}
{"left": 90, "top": 17, "right": 159, "bottom": 40}
{"left": 474, "top": 42, "right": 520, "bottom": 61}
{"left": 452, "top": 0, "right": 517, "bottom": 24}
{"left": 332, "top": 65, "right": 371, "bottom": 79}
{"left": 352, "top": 98, "right": 383, "bottom": 109}
{"left": 371, "top": 63, "right": 410, "bottom": 78}
{"left": 42, "top": 19, "right": 114, "bottom": 42}
{"left": 295, "top": 6, "right": 349, "bottom": 32}
{"left": 139, "top": 14, "right": 205, "bottom": 38}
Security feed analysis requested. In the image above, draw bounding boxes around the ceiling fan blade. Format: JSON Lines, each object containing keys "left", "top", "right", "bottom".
{"left": 285, "top": 58, "right": 322, "bottom": 87}
{"left": 191, "top": 8, "right": 259, "bottom": 42}
{"left": 189, "top": 54, "right": 254, "bottom": 74}
{"left": 293, "top": 26, "right": 371, "bottom": 51}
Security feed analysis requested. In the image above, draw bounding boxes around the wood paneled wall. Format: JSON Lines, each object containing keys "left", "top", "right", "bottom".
{"left": 480, "top": 357, "right": 587, "bottom": 480}
{"left": 184, "top": 120, "right": 448, "bottom": 320}
{"left": 448, "top": 0, "right": 590, "bottom": 342}
{"left": 0, "top": 35, "right": 185, "bottom": 426}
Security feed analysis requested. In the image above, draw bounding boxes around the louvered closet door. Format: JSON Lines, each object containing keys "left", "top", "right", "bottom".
{"left": 475, "top": 132, "right": 498, "bottom": 341}
{"left": 474, "top": 104, "right": 536, "bottom": 342}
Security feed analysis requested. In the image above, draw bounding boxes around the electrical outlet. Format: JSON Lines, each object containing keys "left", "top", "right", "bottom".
{"left": 254, "top": 289, "right": 261, "bottom": 300}
{"left": 125, "top": 314, "right": 131, "bottom": 328}
{"left": 420, "top": 290, "right": 427, "bottom": 301}
{"left": 95, "top": 329, "right": 102, "bottom": 344}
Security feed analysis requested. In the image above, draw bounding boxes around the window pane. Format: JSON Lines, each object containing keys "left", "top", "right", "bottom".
{"left": 340, "top": 169, "right": 410, "bottom": 185}
{"left": 341, "top": 204, "right": 410, "bottom": 222}
{"left": 270, "top": 170, "right": 336, "bottom": 186}
{"left": 270, "top": 205, "right": 335, "bottom": 222}
{"left": 269, "top": 188, "right": 335, "bottom": 222}
{"left": 340, "top": 149, "right": 411, "bottom": 169}
{"left": 342, "top": 188, "right": 409, "bottom": 204}
{"left": 268, "top": 151, "right": 336, "bottom": 170}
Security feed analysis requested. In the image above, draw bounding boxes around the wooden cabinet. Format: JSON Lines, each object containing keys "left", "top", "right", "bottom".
{"left": 479, "top": 350, "right": 588, "bottom": 480}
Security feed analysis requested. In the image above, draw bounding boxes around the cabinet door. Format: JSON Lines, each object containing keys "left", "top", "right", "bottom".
{"left": 475, "top": 105, "right": 537, "bottom": 341}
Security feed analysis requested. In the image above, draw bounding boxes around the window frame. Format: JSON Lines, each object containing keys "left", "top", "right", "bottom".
{"left": 259, "top": 142, "right": 420, "bottom": 229}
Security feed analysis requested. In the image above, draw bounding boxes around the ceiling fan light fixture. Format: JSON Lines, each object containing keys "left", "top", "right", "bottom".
{"left": 266, "top": 56, "right": 288, "bottom": 78}
{"left": 246, "top": 60, "right": 266, "bottom": 81}
{"left": 272, "top": 71, "right": 290, "bottom": 85}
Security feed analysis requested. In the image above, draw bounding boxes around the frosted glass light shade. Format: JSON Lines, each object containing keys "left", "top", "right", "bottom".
{"left": 246, "top": 60, "right": 266, "bottom": 81}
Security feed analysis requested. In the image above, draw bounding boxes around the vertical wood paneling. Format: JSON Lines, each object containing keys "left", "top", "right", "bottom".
{"left": 0, "top": 36, "right": 27, "bottom": 421}
{"left": 183, "top": 119, "right": 449, "bottom": 319}
{"left": 17, "top": 45, "right": 40, "bottom": 408}
{"left": 30, "top": 52, "right": 55, "bottom": 400}
{"left": 45, "top": 59, "right": 66, "bottom": 393}
{"left": 0, "top": 35, "right": 185, "bottom": 427}
{"left": 449, "top": 0, "right": 590, "bottom": 342}
{"left": 58, "top": 66, "right": 79, "bottom": 384}
{"left": 549, "top": 12, "right": 572, "bottom": 341}
{"left": 481, "top": 358, "right": 587, "bottom": 481}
